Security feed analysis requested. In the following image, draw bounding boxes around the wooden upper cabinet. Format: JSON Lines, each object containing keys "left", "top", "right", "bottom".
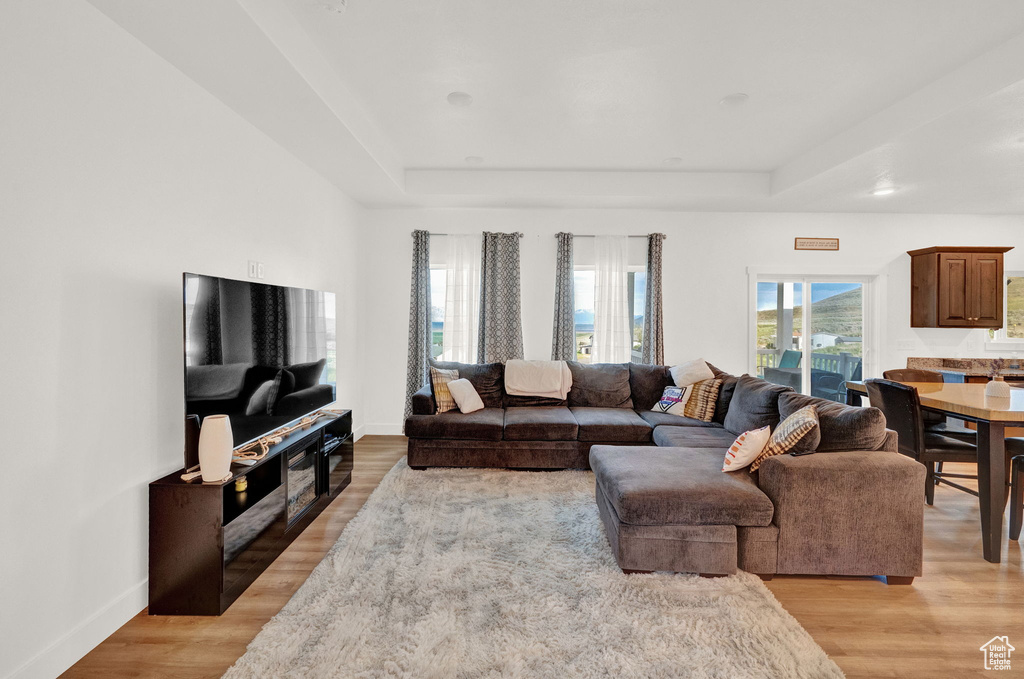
{"left": 909, "top": 246, "right": 1012, "bottom": 328}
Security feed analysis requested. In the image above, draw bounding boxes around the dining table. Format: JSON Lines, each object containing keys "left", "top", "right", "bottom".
{"left": 845, "top": 380, "right": 1024, "bottom": 564}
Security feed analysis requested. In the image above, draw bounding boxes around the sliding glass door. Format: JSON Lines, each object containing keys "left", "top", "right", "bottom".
{"left": 754, "top": 277, "right": 870, "bottom": 400}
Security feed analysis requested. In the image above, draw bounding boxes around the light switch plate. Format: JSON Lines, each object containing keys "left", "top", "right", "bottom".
{"left": 256, "top": 262, "right": 265, "bottom": 279}
{"left": 247, "top": 260, "right": 258, "bottom": 279}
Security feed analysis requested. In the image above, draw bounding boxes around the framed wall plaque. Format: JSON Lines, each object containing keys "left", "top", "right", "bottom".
{"left": 794, "top": 237, "right": 839, "bottom": 251}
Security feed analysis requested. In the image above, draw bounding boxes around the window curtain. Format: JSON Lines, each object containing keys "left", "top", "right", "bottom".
{"left": 477, "top": 232, "right": 524, "bottom": 363}
{"left": 551, "top": 232, "right": 576, "bottom": 361}
{"left": 441, "top": 234, "right": 481, "bottom": 363}
{"left": 405, "top": 230, "right": 432, "bottom": 420}
{"left": 641, "top": 233, "right": 665, "bottom": 365}
{"left": 592, "top": 235, "right": 631, "bottom": 364}
{"left": 286, "top": 288, "right": 328, "bottom": 366}
{"left": 251, "top": 283, "right": 288, "bottom": 366}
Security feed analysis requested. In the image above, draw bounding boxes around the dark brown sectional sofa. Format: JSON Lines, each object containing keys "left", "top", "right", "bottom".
{"left": 406, "top": 362, "right": 732, "bottom": 469}
{"left": 405, "top": 360, "right": 925, "bottom": 583}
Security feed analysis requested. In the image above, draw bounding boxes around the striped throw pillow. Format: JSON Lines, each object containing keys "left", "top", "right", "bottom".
{"left": 683, "top": 378, "right": 722, "bottom": 422}
{"left": 429, "top": 367, "right": 460, "bottom": 414}
{"left": 749, "top": 405, "right": 819, "bottom": 471}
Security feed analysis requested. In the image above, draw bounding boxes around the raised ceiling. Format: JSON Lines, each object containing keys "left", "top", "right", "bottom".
{"left": 88, "top": 0, "right": 1024, "bottom": 212}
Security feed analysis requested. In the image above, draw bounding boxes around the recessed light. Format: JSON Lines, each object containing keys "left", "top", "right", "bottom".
{"left": 719, "top": 93, "right": 749, "bottom": 107}
{"left": 464, "top": 156, "right": 484, "bottom": 165}
{"left": 447, "top": 91, "right": 473, "bottom": 107}
{"left": 871, "top": 186, "right": 897, "bottom": 196}
{"left": 663, "top": 157, "right": 683, "bottom": 166}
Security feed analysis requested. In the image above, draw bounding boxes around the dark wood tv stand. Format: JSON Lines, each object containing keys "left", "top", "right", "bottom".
{"left": 148, "top": 410, "right": 353, "bottom": 615}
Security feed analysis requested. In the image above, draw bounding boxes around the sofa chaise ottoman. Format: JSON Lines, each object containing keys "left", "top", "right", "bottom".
{"left": 592, "top": 446, "right": 775, "bottom": 577}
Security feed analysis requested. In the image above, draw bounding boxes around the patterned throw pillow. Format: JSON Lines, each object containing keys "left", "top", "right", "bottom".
{"left": 652, "top": 385, "right": 694, "bottom": 416}
{"left": 722, "top": 426, "right": 771, "bottom": 472}
{"left": 749, "top": 405, "right": 819, "bottom": 472}
{"left": 683, "top": 378, "right": 722, "bottom": 422}
{"left": 429, "top": 367, "right": 459, "bottom": 414}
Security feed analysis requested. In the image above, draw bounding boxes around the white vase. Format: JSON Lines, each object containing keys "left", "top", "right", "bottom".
{"left": 199, "top": 415, "right": 234, "bottom": 482}
{"left": 985, "top": 376, "right": 1012, "bottom": 398}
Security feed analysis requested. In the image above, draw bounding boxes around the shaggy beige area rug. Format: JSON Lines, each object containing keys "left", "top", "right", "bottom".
{"left": 225, "top": 460, "right": 842, "bottom": 679}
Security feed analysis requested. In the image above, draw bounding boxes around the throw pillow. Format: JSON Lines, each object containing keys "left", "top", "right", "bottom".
{"left": 683, "top": 378, "right": 722, "bottom": 422}
{"left": 670, "top": 358, "right": 715, "bottom": 387}
{"left": 722, "top": 375, "right": 793, "bottom": 435}
{"left": 722, "top": 426, "right": 771, "bottom": 472}
{"left": 266, "top": 369, "right": 296, "bottom": 415}
{"left": 447, "top": 378, "right": 485, "bottom": 414}
{"left": 245, "top": 380, "right": 275, "bottom": 416}
{"left": 651, "top": 385, "right": 694, "bottom": 416}
{"left": 430, "top": 360, "right": 505, "bottom": 408}
{"left": 749, "top": 405, "right": 819, "bottom": 472}
{"left": 285, "top": 359, "right": 326, "bottom": 390}
{"left": 429, "top": 366, "right": 460, "bottom": 414}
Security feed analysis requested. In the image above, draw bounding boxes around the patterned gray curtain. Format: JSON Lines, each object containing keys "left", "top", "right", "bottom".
{"left": 251, "top": 283, "right": 288, "bottom": 365}
{"left": 405, "top": 230, "right": 432, "bottom": 420}
{"left": 551, "top": 232, "right": 575, "bottom": 361}
{"left": 641, "top": 233, "right": 665, "bottom": 365}
{"left": 477, "top": 232, "right": 524, "bottom": 363}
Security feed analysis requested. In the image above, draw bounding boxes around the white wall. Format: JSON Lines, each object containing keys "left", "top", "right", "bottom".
{"left": 360, "top": 209, "right": 1024, "bottom": 432}
{"left": 0, "top": 2, "right": 363, "bottom": 677}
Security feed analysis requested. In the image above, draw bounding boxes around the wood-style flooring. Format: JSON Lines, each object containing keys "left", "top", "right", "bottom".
{"left": 63, "top": 437, "right": 1022, "bottom": 679}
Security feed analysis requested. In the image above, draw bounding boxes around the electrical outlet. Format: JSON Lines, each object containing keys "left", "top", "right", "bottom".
{"left": 247, "top": 260, "right": 258, "bottom": 279}
{"left": 257, "top": 262, "right": 265, "bottom": 279}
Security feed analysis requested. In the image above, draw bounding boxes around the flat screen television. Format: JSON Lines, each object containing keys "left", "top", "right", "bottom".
{"left": 183, "top": 273, "right": 337, "bottom": 449}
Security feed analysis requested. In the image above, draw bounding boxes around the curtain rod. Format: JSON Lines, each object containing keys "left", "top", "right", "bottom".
{"left": 426, "top": 232, "right": 523, "bottom": 237}
{"left": 569, "top": 235, "right": 664, "bottom": 239}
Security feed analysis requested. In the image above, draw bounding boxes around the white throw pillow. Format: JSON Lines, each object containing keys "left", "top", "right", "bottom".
{"left": 447, "top": 378, "right": 485, "bottom": 414}
{"left": 651, "top": 385, "right": 694, "bottom": 416}
{"left": 722, "top": 426, "right": 771, "bottom": 472}
{"left": 670, "top": 358, "right": 715, "bottom": 387}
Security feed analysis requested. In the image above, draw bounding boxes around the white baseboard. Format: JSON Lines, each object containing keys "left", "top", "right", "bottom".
{"left": 7, "top": 579, "right": 147, "bottom": 679}
{"left": 363, "top": 423, "right": 404, "bottom": 436}
{"left": 353, "top": 424, "right": 365, "bottom": 441}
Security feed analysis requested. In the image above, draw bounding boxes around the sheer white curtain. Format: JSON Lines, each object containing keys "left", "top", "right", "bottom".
{"left": 592, "top": 235, "right": 632, "bottom": 363}
{"left": 441, "top": 234, "right": 481, "bottom": 362}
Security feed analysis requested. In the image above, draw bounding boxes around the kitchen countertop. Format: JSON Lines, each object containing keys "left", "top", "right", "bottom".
{"left": 906, "top": 357, "right": 1024, "bottom": 377}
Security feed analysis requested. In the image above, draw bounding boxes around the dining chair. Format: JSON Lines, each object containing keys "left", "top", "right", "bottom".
{"left": 865, "top": 379, "right": 978, "bottom": 505}
{"left": 1009, "top": 442, "right": 1024, "bottom": 541}
{"left": 882, "top": 368, "right": 977, "bottom": 443}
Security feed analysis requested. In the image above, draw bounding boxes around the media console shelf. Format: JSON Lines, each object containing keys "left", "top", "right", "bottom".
{"left": 149, "top": 410, "right": 353, "bottom": 615}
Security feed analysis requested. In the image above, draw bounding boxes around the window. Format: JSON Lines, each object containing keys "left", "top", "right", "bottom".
{"left": 753, "top": 275, "right": 873, "bottom": 400}
{"left": 572, "top": 267, "right": 645, "bottom": 363}
{"left": 988, "top": 273, "right": 1024, "bottom": 343}
{"left": 429, "top": 268, "right": 446, "bottom": 358}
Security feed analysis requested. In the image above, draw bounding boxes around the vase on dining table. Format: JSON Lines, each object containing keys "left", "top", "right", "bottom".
{"left": 985, "top": 375, "right": 1012, "bottom": 399}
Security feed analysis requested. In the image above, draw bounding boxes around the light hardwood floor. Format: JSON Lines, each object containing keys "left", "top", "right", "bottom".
{"left": 64, "top": 437, "right": 1022, "bottom": 679}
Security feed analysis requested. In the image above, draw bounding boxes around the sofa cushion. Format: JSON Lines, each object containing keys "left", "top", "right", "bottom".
{"left": 723, "top": 375, "right": 793, "bottom": 435}
{"left": 567, "top": 363, "right": 633, "bottom": 408}
{"left": 778, "top": 392, "right": 888, "bottom": 452}
{"left": 706, "top": 365, "right": 738, "bottom": 426}
{"left": 590, "top": 446, "right": 774, "bottom": 527}
{"left": 430, "top": 360, "right": 504, "bottom": 408}
{"left": 404, "top": 408, "right": 505, "bottom": 441}
{"left": 652, "top": 426, "right": 738, "bottom": 448}
{"left": 570, "top": 407, "right": 652, "bottom": 442}
{"left": 503, "top": 407, "right": 579, "bottom": 441}
{"left": 637, "top": 410, "right": 722, "bottom": 428}
{"left": 628, "top": 364, "right": 674, "bottom": 411}
{"left": 503, "top": 393, "right": 567, "bottom": 407}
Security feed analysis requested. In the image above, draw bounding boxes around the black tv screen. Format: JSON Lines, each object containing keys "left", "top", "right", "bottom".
{"left": 183, "top": 273, "right": 337, "bottom": 448}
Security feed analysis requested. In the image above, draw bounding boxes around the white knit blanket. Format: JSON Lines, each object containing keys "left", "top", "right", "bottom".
{"left": 504, "top": 359, "right": 573, "bottom": 399}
